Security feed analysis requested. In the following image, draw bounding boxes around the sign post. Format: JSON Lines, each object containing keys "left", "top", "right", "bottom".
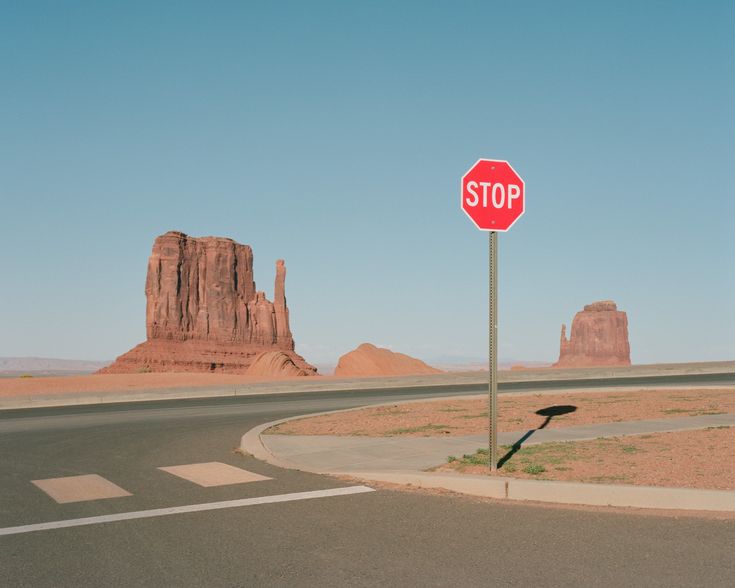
{"left": 461, "top": 159, "right": 525, "bottom": 471}
{"left": 488, "top": 230, "right": 498, "bottom": 471}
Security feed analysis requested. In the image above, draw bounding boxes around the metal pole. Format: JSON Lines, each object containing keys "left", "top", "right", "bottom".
{"left": 488, "top": 231, "right": 498, "bottom": 471}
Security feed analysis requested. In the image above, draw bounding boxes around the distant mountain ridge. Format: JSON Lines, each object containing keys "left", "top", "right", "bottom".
{"left": 0, "top": 357, "right": 111, "bottom": 375}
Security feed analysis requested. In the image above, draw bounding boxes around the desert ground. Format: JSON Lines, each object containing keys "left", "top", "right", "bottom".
{"left": 1, "top": 360, "right": 732, "bottom": 400}
{"left": 267, "top": 385, "right": 735, "bottom": 490}
{"left": 436, "top": 427, "right": 735, "bottom": 490}
{"left": 0, "top": 372, "right": 308, "bottom": 398}
{"left": 270, "top": 387, "right": 735, "bottom": 436}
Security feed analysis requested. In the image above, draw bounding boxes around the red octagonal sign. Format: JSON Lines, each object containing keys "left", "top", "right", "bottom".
{"left": 461, "top": 159, "right": 525, "bottom": 231}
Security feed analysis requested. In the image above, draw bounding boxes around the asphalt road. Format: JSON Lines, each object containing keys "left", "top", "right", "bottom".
{"left": 1, "top": 375, "right": 734, "bottom": 587}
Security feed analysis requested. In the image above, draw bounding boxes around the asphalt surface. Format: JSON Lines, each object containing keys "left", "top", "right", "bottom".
{"left": 1, "top": 375, "right": 734, "bottom": 587}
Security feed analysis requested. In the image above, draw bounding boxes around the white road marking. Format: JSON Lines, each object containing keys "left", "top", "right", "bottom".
{"left": 0, "top": 485, "right": 374, "bottom": 537}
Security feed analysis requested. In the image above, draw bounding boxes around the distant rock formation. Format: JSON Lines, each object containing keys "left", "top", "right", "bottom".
{"left": 334, "top": 343, "right": 442, "bottom": 377}
{"left": 100, "top": 231, "right": 316, "bottom": 375}
{"left": 553, "top": 300, "right": 631, "bottom": 368}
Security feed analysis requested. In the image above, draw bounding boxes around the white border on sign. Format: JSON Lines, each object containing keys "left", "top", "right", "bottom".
{"left": 460, "top": 158, "right": 526, "bottom": 232}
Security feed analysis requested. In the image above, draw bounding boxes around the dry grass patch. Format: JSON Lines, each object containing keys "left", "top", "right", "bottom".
{"left": 437, "top": 426, "right": 735, "bottom": 490}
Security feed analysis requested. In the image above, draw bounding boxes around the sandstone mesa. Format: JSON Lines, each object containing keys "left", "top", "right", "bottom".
{"left": 553, "top": 300, "right": 631, "bottom": 368}
{"left": 334, "top": 343, "right": 442, "bottom": 377}
{"left": 100, "top": 231, "right": 316, "bottom": 376}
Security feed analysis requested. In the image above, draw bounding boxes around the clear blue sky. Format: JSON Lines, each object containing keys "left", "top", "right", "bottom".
{"left": 1, "top": 1, "right": 733, "bottom": 366}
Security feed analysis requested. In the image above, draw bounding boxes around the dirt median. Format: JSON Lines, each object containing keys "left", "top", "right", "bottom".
{"left": 436, "top": 427, "right": 735, "bottom": 490}
{"left": 269, "top": 387, "right": 735, "bottom": 437}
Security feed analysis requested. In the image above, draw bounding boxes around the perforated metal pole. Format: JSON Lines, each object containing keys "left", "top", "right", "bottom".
{"left": 488, "top": 231, "right": 498, "bottom": 471}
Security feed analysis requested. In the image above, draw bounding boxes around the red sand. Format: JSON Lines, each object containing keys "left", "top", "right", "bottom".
{"left": 334, "top": 343, "right": 441, "bottom": 377}
{"left": 0, "top": 372, "right": 314, "bottom": 397}
{"left": 271, "top": 388, "right": 735, "bottom": 436}
{"left": 437, "top": 427, "right": 735, "bottom": 491}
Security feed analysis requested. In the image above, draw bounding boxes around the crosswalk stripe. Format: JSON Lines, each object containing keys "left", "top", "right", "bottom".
{"left": 0, "top": 485, "right": 375, "bottom": 537}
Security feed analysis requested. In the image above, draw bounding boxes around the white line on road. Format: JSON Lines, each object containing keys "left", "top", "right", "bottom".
{"left": 0, "top": 485, "right": 375, "bottom": 537}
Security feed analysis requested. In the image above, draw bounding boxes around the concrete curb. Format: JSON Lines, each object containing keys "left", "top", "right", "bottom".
{"left": 332, "top": 471, "right": 735, "bottom": 512}
{"left": 239, "top": 392, "right": 493, "bottom": 471}
{"left": 240, "top": 403, "right": 735, "bottom": 513}
{"left": 240, "top": 416, "right": 312, "bottom": 471}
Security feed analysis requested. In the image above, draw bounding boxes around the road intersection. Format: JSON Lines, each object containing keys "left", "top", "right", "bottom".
{"left": 2, "top": 376, "right": 734, "bottom": 586}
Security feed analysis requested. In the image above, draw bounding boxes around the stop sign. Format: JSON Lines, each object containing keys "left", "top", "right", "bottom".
{"left": 461, "top": 159, "right": 525, "bottom": 231}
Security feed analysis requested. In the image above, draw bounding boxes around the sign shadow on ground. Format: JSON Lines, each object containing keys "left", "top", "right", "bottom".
{"left": 497, "top": 405, "right": 577, "bottom": 469}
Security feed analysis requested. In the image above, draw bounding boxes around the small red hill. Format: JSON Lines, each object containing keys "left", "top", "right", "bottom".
{"left": 334, "top": 343, "right": 442, "bottom": 377}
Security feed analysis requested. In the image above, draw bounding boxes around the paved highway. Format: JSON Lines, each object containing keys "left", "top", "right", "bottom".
{"left": 1, "top": 374, "right": 734, "bottom": 587}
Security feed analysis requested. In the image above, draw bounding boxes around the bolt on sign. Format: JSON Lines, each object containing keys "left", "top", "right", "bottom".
{"left": 461, "top": 159, "right": 525, "bottom": 231}
{"left": 460, "top": 158, "right": 525, "bottom": 471}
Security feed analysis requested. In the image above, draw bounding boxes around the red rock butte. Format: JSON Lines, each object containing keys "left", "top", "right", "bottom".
{"left": 334, "top": 343, "right": 443, "bottom": 377}
{"left": 100, "top": 231, "right": 316, "bottom": 375}
{"left": 553, "top": 300, "right": 631, "bottom": 368}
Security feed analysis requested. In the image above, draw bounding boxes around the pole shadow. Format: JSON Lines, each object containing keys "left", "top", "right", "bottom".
{"left": 497, "top": 405, "right": 577, "bottom": 469}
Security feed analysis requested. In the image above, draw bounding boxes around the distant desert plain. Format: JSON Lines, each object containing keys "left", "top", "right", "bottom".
{"left": 1, "top": 360, "right": 733, "bottom": 410}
